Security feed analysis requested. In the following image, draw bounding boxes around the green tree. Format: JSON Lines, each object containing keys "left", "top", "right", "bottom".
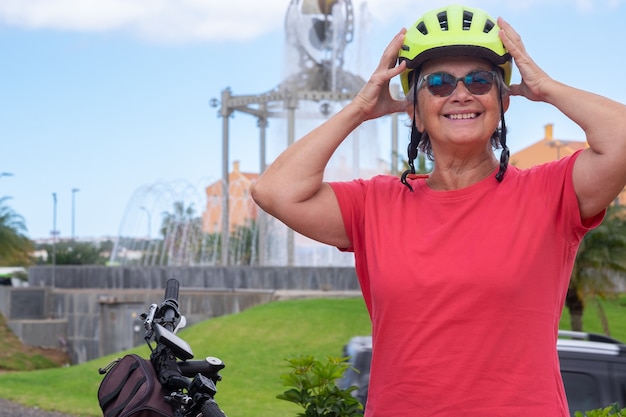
{"left": 277, "top": 355, "right": 363, "bottom": 417}
{"left": 36, "top": 240, "right": 110, "bottom": 265}
{"left": 395, "top": 150, "right": 433, "bottom": 175}
{"left": 575, "top": 403, "right": 626, "bottom": 416}
{"left": 156, "top": 201, "right": 260, "bottom": 266}
{"left": 0, "top": 197, "right": 33, "bottom": 266}
{"left": 159, "top": 201, "right": 206, "bottom": 266}
{"left": 229, "top": 219, "right": 258, "bottom": 265}
{"left": 566, "top": 206, "right": 626, "bottom": 333}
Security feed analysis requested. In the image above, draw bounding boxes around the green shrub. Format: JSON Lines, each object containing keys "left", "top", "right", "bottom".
{"left": 277, "top": 355, "right": 363, "bottom": 417}
{"left": 576, "top": 403, "right": 626, "bottom": 416}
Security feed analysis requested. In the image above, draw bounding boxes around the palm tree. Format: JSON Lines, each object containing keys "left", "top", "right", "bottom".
{"left": 159, "top": 201, "right": 205, "bottom": 266}
{"left": 229, "top": 219, "right": 259, "bottom": 265}
{"left": 0, "top": 197, "right": 33, "bottom": 266}
{"left": 566, "top": 205, "right": 626, "bottom": 333}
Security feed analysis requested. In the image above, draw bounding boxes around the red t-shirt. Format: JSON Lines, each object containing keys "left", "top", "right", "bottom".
{"left": 329, "top": 152, "right": 603, "bottom": 416}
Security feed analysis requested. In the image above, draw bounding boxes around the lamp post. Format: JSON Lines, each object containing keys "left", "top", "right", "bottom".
{"left": 71, "top": 188, "right": 79, "bottom": 240}
{"left": 51, "top": 192, "right": 58, "bottom": 287}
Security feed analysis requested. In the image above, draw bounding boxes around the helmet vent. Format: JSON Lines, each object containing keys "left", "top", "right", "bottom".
{"left": 416, "top": 21, "right": 428, "bottom": 35}
{"left": 436, "top": 11, "right": 449, "bottom": 31}
{"left": 483, "top": 19, "right": 495, "bottom": 33}
{"left": 462, "top": 11, "right": 473, "bottom": 30}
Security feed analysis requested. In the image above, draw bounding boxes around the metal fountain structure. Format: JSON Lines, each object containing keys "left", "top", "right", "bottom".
{"left": 108, "top": 0, "right": 403, "bottom": 268}
{"left": 212, "top": 0, "right": 400, "bottom": 266}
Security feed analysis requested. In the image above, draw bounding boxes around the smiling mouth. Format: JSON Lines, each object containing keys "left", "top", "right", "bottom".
{"left": 446, "top": 113, "right": 479, "bottom": 120}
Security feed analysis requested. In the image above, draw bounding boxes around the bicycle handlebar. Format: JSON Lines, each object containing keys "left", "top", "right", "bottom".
{"left": 201, "top": 399, "right": 227, "bottom": 417}
{"left": 145, "top": 277, "right": 227, "bottom": 417}
{"left": 160, "top": 278, "right": 181, "bottom": 331}
{"left": 178, "top": 357, "right": 225, "bottom": 380}
{"left": 164, "top": 278, "right": 179, "bottom": 302}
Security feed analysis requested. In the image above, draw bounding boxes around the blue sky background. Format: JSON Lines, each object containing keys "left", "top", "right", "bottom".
{"left": 1, "top": 0, "right": 625, "bottom": 240}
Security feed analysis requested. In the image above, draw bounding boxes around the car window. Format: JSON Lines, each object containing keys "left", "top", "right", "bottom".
{"left": 562, "top": 371, "right": 601, "bottom": 416}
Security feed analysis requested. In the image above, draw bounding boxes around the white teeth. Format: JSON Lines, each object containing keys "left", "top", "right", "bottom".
{"left": 448, "top": 113, "right": 477, "bottom": 120}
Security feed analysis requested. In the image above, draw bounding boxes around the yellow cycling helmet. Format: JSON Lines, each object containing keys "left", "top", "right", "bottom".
{"left": 398, "top": 4, "right": 512, "bottom": 95}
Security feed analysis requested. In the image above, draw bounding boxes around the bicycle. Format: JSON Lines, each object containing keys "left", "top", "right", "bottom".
{"left": 98, "top": 278, "right": 227, "bottom": 417}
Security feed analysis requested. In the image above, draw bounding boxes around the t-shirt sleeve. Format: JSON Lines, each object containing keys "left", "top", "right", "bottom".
{"left": 531, "top": 149, "right": 604, "bottom": 240}
{"left": 328, "top": 179, "right": 369, "bottom": 252}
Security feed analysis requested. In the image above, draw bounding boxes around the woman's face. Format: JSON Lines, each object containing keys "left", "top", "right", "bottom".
{"left": 411, "top": 56, "right": 509, "bottom": 154}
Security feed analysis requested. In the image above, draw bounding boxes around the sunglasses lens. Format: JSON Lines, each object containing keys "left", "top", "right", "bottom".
{"left": 465, "top": 71, "right": 495, "bottom": 95}
{"left": 426, "top": 73, "right": 456, "bottom": 96}
{"left": 424, "top": 71, "right": 495, "bottom": 96}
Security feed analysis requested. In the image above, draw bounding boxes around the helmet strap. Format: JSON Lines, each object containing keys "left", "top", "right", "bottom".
{"left": 401, "top": 78, "right": 421, "bottom": 192}
{"left": 495, "top": 86, "right": 509, "bottom": 182}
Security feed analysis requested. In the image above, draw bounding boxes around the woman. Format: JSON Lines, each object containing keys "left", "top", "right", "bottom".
{"left": 251, "top": 4, "right": 626, "bottom": 416}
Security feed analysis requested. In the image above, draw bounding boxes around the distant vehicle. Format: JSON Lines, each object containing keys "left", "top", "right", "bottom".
{"left": 0, "top": 267, "right": 26, "bottom": 286}
{"left": 339, "top": 331, "right": 626, "bottom": 416}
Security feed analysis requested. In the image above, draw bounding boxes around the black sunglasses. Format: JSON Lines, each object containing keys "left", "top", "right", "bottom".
{"left": 417, "top": 70, "right": 497, "bottom": 97}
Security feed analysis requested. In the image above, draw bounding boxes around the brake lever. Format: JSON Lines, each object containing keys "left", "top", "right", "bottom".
{"left": 174, "top": 315, "right": 187, "bottom": 334}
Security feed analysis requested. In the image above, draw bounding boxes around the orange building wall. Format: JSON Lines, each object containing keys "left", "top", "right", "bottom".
{"left": 202, "top": 161, "right": 259, "bottom": 233}
{"left": 510, "top": 123, "right": 587, "bottom": 169}
{"left": 511, "top": 124, "right": 625, "bottom": 205}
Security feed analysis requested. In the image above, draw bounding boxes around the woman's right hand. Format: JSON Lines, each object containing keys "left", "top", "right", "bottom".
{"left": 351, "top": 29, "right": 409, "bottom": 121}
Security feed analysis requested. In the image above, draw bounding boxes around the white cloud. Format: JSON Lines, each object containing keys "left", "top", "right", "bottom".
{"left": 364, "top": 0, "right": 624, "bottom": 20}
{"left": 0, "top": 0, "right": 291, "bottom": 42}
{"left": 0, "top": 0, "right": 143, "bottom": 31}
{"left": 0, "top": 0, "right": 622, "bottom": 43}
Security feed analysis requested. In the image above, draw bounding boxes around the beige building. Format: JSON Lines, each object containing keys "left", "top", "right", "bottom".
{"left": 510, "top": 123, "right": 587, "bottom": 169}
{"left": 511, "top": 123, "right": 625, "bottom": 205}
{"left": 202, "top": 161, "right": 259, "bottom": 233}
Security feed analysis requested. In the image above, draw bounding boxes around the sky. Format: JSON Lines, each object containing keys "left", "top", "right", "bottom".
{"left": 1, "top": 0, "right": 625, "bottom": 241}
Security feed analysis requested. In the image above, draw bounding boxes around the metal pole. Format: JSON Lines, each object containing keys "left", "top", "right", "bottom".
{"left": 71, "top": 188, "right": 79, "bottom": 240}
{"left": 220, "top": 88, "right": 232, "bottom": 266}
{"left": 257, "top": 103, "right": 268, "bottom": 266}
{"left": 286, "top": 94, "right": 297, "bottom": 266}
{"left": 51, "top": 192, "right": 57, "bottom": 288}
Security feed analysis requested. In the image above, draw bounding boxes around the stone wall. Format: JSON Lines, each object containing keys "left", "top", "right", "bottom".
{"left": 28, "top": 266, "right": 360, "bottom": 291}
{"left": 1, "top": 266, "right": 360, "bottom": 364}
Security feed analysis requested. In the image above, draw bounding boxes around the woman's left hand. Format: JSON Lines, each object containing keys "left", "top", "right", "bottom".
{"left": 498, "top": 17, "right": 626, "bottom": 221}
{"left": 497, "top": 17, "right": 552, "bottom": 103}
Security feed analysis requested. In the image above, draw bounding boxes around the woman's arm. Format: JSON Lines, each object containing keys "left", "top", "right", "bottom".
{"left": 498, "top": 17, "right": 626, "bottom": 220}
{"left": 250, "top": 30, "right": 408, "bottom": 248}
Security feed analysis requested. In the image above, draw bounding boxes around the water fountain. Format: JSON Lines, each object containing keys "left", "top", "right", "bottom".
{"left": 110, "top": 0, "right": 404, "bottom": 267}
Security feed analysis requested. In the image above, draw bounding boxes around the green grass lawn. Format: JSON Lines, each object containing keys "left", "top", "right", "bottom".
{"left": 1, "top": 294, "right": 626, "bottom": 417}
{"left": 559, "top": 294, "right": 626, "bottom": 338}
{"left": 0, "top": 313, "right": 69, "bottom": 370}
{"left": 0, "top": 296, "right": 372, "bottom": 417}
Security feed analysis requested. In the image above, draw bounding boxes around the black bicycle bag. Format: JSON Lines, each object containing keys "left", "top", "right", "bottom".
{"left": 98, "top": 354, "right": 173, "bottom": 417}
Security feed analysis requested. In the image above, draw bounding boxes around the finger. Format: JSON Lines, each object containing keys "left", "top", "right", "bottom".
{"left": 377, "top": 29, "right": 407, "bottom": 71}
{"left": 506, "top": 83, "right": 523, "bottom": 97}
{"left": 497, "top": 17, "right": 527, "bottom": 58}
{"left": 389, "top": 60, "right": 406, "bottom": 78}
{"left": 497, "top": 17, "right": 521, "bottom": 42}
